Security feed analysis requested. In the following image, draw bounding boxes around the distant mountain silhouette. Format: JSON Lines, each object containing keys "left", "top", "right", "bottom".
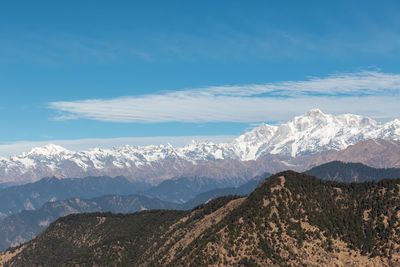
{"left": 305, "top": 161, "right": 400, "bottom": 182}
{"left": 0, "top": 176, "right": 148, "bottom": 217}
{"left": 183, "top": 172, "right": 270, "bottom": 208}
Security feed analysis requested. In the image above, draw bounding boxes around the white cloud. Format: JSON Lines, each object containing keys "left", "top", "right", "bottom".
{"left": 49, "top": 71, "right": 400, "bottom": 123}
{"left": 203, "top": 71, "right": 400, "bottom": 97}
{"left": 0, "top": 135, "right": 236, "bottom": 157}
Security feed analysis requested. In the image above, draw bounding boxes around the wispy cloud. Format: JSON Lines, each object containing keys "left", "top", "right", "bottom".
{"left": 197, "top": 71, "right": 400, "bottom": 97}
{"left": 4, "top": 22, "right": 400, "bottom": 66}
{"left": 0, "top": 33, "right": 152, "bottom": 66}
{"left": 49, "top": 71, "right": 400, "bottom": 123}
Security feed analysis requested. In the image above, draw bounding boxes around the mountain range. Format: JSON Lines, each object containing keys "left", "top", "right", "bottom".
{"left": 0, "top": 172, "right": 270, "bottom": 251}
{"left": 142, "top": 174, "right": 261, "bottom": 203}
{"left": 0, "top": 172, "right": 260, "bottom": 220}
{"left": 1, "top": 109, "right": 400, "bottom": 185}
{"left": 2, "top": 171, "right": 400, "bottom": 266}
{"left": 3, "top": 160, "right": 400, "bottom": 253}
{"left": 0, "top": 176, "right": 147, "bottom": 219}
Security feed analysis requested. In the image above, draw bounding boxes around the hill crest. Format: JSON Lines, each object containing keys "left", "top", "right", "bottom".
{"left": 2, "top": 171, "right": 400, "bottom": 266}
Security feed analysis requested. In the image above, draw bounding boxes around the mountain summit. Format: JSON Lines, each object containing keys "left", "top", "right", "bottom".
{"left": 0, "top": 110, "right": 399, "bottom": 184}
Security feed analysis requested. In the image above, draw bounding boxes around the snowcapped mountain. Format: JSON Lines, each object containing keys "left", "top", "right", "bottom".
{"left": 217, "top": 109, "right": 400, "bottom": 159}
{"left": 1, "top": 109, "right": 399, "bottom": 184}
{"left": 234, "top": 109, "right": 392, "bottom": 158}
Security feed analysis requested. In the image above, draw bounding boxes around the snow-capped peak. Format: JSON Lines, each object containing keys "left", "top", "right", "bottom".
{"left": 0, "top": 109, "right": 399, "bottom": 184}
{"left": 226, "top": 109, "right": 397, "bottom": 158}
{"left": 305, "top": 108, "right": 325, "bottom": 118}
{"left": 25, "top": 144, "right": 71, "bottom": 156}
{"left": 6, "top": 110, "right": 400, "bottom": 161}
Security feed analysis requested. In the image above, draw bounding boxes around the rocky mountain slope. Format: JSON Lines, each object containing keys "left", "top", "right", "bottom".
{"left": 301, "top": 138, "right": 400, "bottom": 169}
{"left": 1, "top": 109, "right": 399, "bottom": 184}
{"left": 2, "top": 171, "right": 400, "bottom": 266}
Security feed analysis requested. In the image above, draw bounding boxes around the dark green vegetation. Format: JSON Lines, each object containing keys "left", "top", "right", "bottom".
{"left": 0, "top": 173, "right": 267, "bottom": 252}
{"left": 2, "top": 171, "right": 400, "bottom": 266}
{"left": 0, "top": 194, "right": 181, "bottom": 251}
{"left": 305, "top": 161, "right": 400, "bottom": 182}
{"left": 0, "top": 176, "right": 149, "bottom": 216}
{"left": 1, "top": 195, "right": 237, "bottom": 267}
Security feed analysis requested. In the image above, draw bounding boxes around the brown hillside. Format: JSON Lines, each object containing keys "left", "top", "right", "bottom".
{"left": 2, "top": 171, "right": 400, "bottom": 266}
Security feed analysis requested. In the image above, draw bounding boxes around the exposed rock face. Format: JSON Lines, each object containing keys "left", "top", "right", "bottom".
{"left": 300, "top": 139, "right": 400, "bottom": 170}
{"left": 259, "top": 139, "right": 400, "bottom": 172}
{"left": 2, "top": 171, "right": 400, "bottom": 266}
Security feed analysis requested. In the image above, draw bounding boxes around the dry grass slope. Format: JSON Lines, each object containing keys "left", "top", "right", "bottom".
{"left": 1, "top": 171, "right": 400, "bottom": 266}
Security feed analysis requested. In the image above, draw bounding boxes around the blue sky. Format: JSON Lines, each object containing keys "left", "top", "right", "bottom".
{"left": 1, "top": 0, "right": 400, "bottom": 155}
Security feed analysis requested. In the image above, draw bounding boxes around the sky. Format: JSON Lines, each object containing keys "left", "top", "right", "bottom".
{"left": 1, "top": 0, "right": 400, "bottom": 156}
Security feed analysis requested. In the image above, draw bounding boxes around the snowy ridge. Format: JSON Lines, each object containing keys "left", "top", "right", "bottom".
{"left": 0, "top": 109, "right": 399, "bottom": 183}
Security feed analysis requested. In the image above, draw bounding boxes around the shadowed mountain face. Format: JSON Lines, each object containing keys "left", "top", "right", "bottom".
{"left": 0, "top": 176, "right": 149, "bottom": 218}
{"left": 2, "top": 171, "right": 400, "bottom": 266}
{"left": 182, "top": 173, "right": 269, "bottom": 209}
{"left": 0, "top": 173, "right": 258, "bottom": 220}
{"left": 305, "top": 161, "right": 400, "bottom": 182}
{"left": 142, "top": 173, "right": 267, "bottom": 203}
{"left": 143, "top": 177, "right": 235, "bottom": 203}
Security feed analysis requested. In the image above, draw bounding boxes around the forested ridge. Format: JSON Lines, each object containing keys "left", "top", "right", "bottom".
{"left": 2, "top": 171, "right": 400, "bottom": 266}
